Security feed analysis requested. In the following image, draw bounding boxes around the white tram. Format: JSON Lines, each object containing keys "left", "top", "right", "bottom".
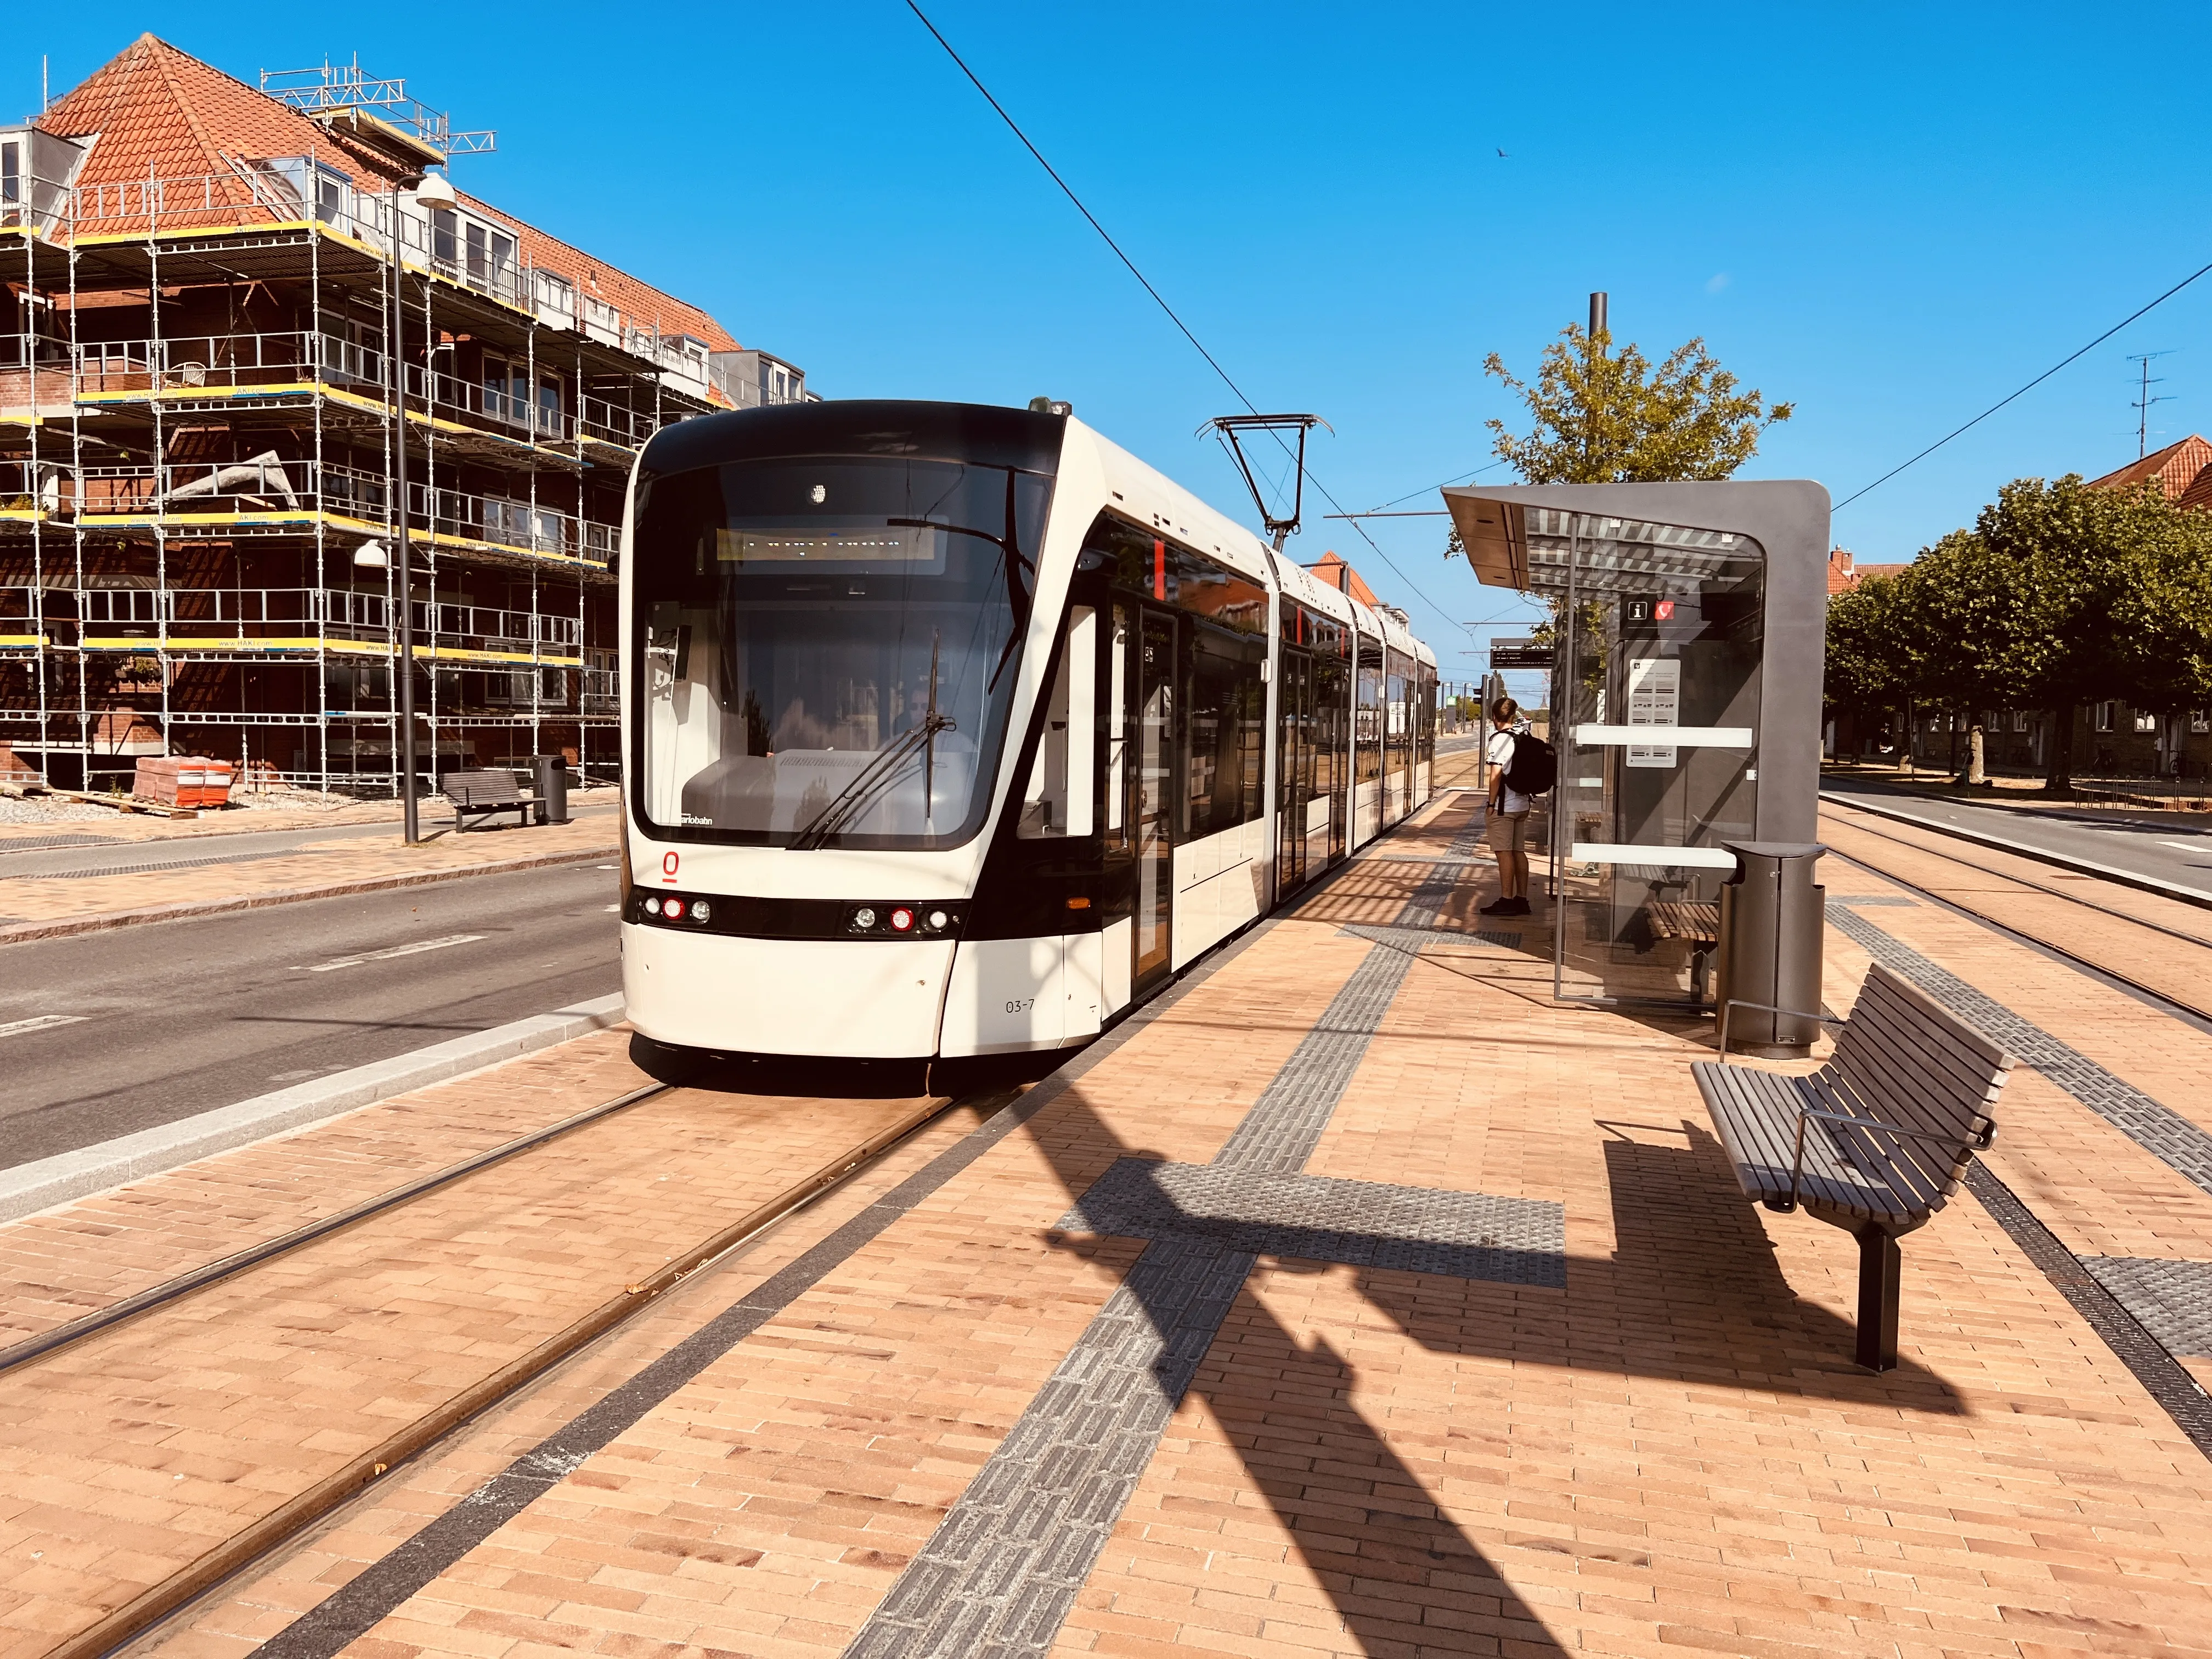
{"left": 618, "top": 401, "right": 1438, "bottom": 1078}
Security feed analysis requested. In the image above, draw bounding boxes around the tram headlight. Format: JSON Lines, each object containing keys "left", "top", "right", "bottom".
{"left": 851, "top": 906, "right": 877, "bottom": 932}
{"left": 662, "top": 897, "right": 686, "bottom": 921}
{"left": 689, "top": 899, "right": 712, "bottom": 924}
{"left": 889, "top": 907, "right": 915, "bottom": 933}
{"left": 927, "top": 910, "right": 949, "bottom": 932}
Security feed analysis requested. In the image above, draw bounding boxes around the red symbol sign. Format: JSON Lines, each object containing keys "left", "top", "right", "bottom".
{"left": 662, "top": 850, "right": 680, "bottom": 884}
{"left": 1655, "top": 600, "right": 1675, "bottom": 620}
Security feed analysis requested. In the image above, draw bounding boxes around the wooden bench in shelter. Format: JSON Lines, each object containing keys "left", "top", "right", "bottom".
{"left": 443, "top": 768, "right": 532, "bottom": 832}
{"left": 1647, "top": 899, "right": 1720, "bottom": 1000}
{"left": 1692, "top": 963, "right": 2010, "bottom": 1371}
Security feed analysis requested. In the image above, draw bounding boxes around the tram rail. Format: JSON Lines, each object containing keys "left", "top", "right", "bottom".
{"left": 1818, "top": 795, "right": 2212, "bottom": 1026}
{"left": 21, "top": 1084, "right": 989, "bottom": 1659}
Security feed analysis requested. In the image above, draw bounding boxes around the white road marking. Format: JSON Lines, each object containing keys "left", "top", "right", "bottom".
{"left": 0, "top": 1014, "right": 89, "bottom": 1040}
{"left": 603, "top": 905, "right": 620, "bottom": 913}
{"left": 300, "top": 933, "right": 486, "bottom": 973}
{"left": 2163, "top": 841, "right": 2209, "bottom": 852}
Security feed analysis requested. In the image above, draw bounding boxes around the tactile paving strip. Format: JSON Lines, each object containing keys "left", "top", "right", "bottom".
{"left": 1056, "top": 1156, "right": 1567, "bottom": 1286}
{"left": 849, "top": 827, "right": 1493, "bottom": 1657}
{"left": 2080, "top": 1256, "right": 2212, "bottom": 1357}
{"left": 1827, "top": 905, "right": 2212, "bottom": 1197}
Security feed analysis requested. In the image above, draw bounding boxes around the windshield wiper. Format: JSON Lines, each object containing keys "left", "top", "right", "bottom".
{"left": 789, "top": 630, "right": 952, "bottom": 851}
{"left": 787, "top": 714, "right": 953, "bottom": 850}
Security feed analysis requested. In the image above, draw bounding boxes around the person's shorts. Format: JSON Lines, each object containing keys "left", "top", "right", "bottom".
{"left": 1487, "top": 808, "right": 1530, "bottom": 851}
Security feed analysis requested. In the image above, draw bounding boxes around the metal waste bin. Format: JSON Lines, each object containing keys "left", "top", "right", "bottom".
{"left": 1714, "top": 840, "right": 1827, "bottom": 1058}
{"left": 531, "top": 754, "right": 571, "bottom": 826}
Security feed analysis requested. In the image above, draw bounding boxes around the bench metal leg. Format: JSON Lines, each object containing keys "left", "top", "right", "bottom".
{"left": 1855, "top": 1226, "right": 1901, "bottom": 1372}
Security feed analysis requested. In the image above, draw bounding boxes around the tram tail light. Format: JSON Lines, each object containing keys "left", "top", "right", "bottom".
{"left": 844, "top": 903, "right": 964, "bottom": 937}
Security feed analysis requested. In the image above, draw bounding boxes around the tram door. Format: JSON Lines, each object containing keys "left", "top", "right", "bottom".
{"left": 1277, "top": 647, "right": 1316, "bottom": 893}
{"left": 1316, "top": 649, "right": 1349, "bottom": 864}
{"left": 1133, "top": 611, "right": 1176, "bottom": 989}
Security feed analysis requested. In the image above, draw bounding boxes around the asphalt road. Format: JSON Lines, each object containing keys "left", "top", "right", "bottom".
{"left": 0, "top": 860, "right": 623, "bottom": 1169}
{"left": 1821, "top": 774, "right": 2212, "bottom": 896}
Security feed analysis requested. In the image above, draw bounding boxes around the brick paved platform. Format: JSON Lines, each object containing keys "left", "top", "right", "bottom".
{"left": 4, "top": 777, "right": 2211, "bottom": 1658}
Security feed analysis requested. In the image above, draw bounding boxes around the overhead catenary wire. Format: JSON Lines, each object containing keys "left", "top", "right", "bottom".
{"left": 903, "top": 2, "right": 1474, "bottom": 635}
{"left": 1836, "top": 256, "right": 2212, "bottom": 511}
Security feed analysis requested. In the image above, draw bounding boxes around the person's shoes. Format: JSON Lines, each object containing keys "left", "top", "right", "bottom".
{"left": 1507, "top": 897, "right": 1534, "bottom": 915}
{"left": 1478, "top": 896, "right": 1516, "bottom": 915}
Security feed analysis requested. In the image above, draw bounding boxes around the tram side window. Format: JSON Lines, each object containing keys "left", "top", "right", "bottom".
{"left": 1019, "top": 606, "right": 1095, "bottom": 838}
{"left": 1355, "top": 640, "right": 1384, "bottom": 782}
{"left": 1184, "top": 627, "right": 1264, "bottom": 840}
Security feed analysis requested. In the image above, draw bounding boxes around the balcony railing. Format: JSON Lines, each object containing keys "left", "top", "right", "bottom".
{"left": 70, "top": 457, "right": 619, "bottom": 563}
{"left": 54, "top": 170, "right": 715, "bottom": 391}
{"left": 66, "top": 329, "right": 673, "bottom": 452}
{"left": 65, "top": 586, "right": 586, "bottom": 657}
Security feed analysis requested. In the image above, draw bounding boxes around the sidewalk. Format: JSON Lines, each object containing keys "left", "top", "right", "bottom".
{"left": 0, "top": 815, "right": 618, "bottom": 943}
{"left": 3, "top": 787, "right": 2209, "bottom": 1657}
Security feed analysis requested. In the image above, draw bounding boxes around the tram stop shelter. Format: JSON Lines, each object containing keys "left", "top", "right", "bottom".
{"left": 1442, "top": 479, "right": 1830, "bottom": 1005}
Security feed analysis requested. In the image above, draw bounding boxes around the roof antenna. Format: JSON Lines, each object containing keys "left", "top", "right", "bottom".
{"left": 1203, "top": 413, "right": 1329, "bottom": 552}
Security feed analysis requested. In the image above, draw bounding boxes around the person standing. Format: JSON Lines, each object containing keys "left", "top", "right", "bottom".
{"left": 1482, "top": 696, "right": 1532, "bottom": 916}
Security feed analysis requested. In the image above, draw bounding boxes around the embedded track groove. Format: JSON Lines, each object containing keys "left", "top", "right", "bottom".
{"left": 1819, "top": 797, "right": 2212, "bottom": 1028}
{"left": 25, "top": 1085, "right": 985, "bottom": 1659}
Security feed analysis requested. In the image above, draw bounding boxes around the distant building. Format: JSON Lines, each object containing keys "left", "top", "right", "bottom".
{"left": 1, "top": 36, "right": 810, "bottom": 792}
{"left": 1304, "top": 551, "right": 1380, "bottom": 607}
{"left": 1825, "top": 546, "right": 1908, "bottom": 595}
{"left": 2086, "top": 433, "right": 2212, "bottom": 509}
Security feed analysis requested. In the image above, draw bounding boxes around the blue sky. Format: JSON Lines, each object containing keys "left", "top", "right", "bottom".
{"left": 14, "top": 3, "right": 2212, "bottom": 666}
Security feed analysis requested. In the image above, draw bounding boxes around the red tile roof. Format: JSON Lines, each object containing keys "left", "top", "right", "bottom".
{"left": 1827, "top": 547, "right": 1907, "bottom": 594}
{"left": 1305, "top": 552, "right": 1380, "bottom": 607}
{"left": 2087, "top": 434, "right": 2212, "bottom": 502}
{"left": 38, "top": 35, "right": 740, "bottom": 357}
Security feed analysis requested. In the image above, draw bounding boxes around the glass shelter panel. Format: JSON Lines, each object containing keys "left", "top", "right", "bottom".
{"left": 1537, "top": 510, "right": 1765, "bottom": 1005}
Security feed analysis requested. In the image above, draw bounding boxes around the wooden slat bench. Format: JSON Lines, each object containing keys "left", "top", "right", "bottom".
{"left": 443, "top": 769, "right": 532, "bottom": 832}
{"left": 1691, "top": 963, "right": 2010, "bottom": 1370}
{"left": 1647, "top": 900, "right": 1721, "bottom": 1001}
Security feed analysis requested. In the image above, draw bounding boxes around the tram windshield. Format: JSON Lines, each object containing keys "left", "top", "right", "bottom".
{"left": 632, "top": 456, "right": 1048, "bottom": 848}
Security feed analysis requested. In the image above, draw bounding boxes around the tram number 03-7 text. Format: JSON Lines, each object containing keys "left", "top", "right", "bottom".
{"left": 1003, "top": 998, "right": 1035, "bottom": 1014}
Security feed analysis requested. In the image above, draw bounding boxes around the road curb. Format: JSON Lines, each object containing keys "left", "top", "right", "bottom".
{"left": 1820, "top": 789, "right": 2212, "bottom": 912}
{"left": 0, "top": 994, "right": 629, "bottom": 1224}
{"left": 0, "top": 843, "right": 619, "bottom": 946}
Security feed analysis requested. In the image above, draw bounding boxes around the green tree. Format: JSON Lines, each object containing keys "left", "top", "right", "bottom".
{"left": 1824, "top": 570, "right": 1928, "bottom": 766}
{"left": 1843, "top": 477, "right": 2212, "bottom": 792}
{"left": 1482, "top": 324, "right": 1793, "bottom": 484}
{"left": 1976, "top": 475, "right": 2212, "bottom": 788}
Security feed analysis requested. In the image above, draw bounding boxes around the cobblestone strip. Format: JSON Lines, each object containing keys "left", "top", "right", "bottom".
{"left": 2079, "top": 1256, "right": 2212, "bottom": 1358}
{"left": 848, "top": 825, "right": 1493, "bottom": 1659}
{"left": 1963, "top": 1165, "right": 2212, "bottom": 1459}
{"left": 1056, "top": 1158, "right": 1567, "bottom": 1286}
{"left": 1827, "top": 905, "right": 2212, "bottom": 1196}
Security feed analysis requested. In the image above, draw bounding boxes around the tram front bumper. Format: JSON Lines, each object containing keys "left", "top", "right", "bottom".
{"left": 621, "top": 924, "right": 955, "bottom": 1059}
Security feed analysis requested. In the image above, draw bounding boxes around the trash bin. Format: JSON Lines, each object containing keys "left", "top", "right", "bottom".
{"left": 531, "top": 754, "right": 571, "bottom": 826}
{"left": 1714, "top": 840, "right": 1828, "bottom": 1058}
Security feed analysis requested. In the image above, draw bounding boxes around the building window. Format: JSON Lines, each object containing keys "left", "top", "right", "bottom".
{"left": 2193, "top": 710, "right": 2210, "bottom": 735}
{"left": 430, "top": 207, "right": 457, "bottom": 266}
{"left": 2134, "top": 710, "right": 2158, "bottom": 733}
{"left": 2011, "top": 709, "right": 2030, "bottom": 733}
{"left": 2, "top": 139, "right": 20, "bottom": 208}
{"left": 2094, "top": 701, "right": 2117, "bottom": 732}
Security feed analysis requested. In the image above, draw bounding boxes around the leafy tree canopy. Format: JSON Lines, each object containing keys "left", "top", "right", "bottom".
{"left": 1483, "top": 325, "right": 1793, "bottom": 485}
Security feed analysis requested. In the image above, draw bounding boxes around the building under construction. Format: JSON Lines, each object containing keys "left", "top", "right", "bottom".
{"left": 1, "top": 36, "right": 804, "bottom": 793}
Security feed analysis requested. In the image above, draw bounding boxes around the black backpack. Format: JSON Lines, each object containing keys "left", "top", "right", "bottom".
{"left": 1502, "top": 730, "right": 1558, "bottom": 797}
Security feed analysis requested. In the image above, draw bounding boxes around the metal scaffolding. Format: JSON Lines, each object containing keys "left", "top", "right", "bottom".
{"left": 2, "top": 142, "right": 778, "bottom": 797}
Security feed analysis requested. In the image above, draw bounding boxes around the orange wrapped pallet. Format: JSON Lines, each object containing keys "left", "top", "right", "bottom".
{"left": 133, "top": 757, "right": 235, "bottom": 808}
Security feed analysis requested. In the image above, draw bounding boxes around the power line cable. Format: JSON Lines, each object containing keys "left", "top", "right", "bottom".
{"left": 1836, "top": 258, "right": 2212, "bottom": 511}
{"left": 904, "top": 1, "right": 1474, "bottom": 635}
